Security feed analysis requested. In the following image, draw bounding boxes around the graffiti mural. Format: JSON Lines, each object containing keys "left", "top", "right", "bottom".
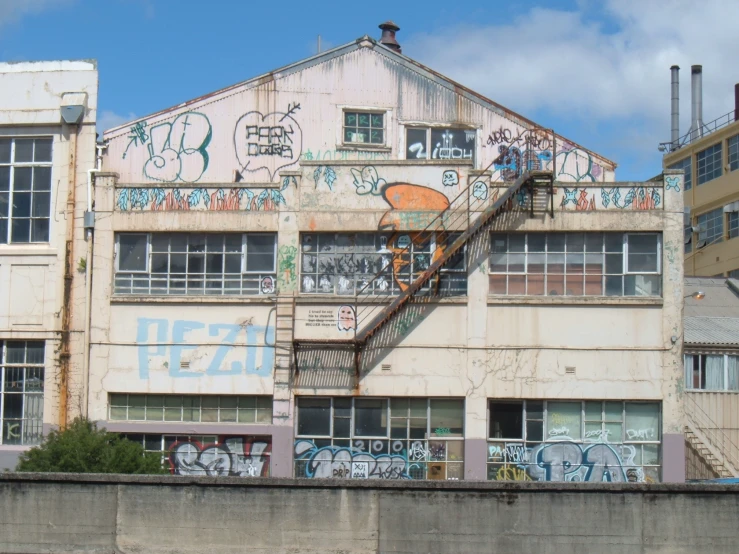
{"left": 441, "top": 169, "right": 459, "bottom": 187}
{"left": 664, "top": 176, "right": 681, "bottom": 192}
{"left": 559, "top": 186, "right": 662, "bottom": 211}
{"left": 312, "top": 165, "right": 337, "bottom": 190}
{"left": 124, "top": 112, "right": 212, "bottom": 183}
{"left": 337, "top": 305, "right": 356, "bottom": 331}
{"left": 234, "top": 102, "right": 303, "bottom": 181}
{"left": 277, "top": 245, "right": 298, "bottom": 292}
{"left": 556, "top": 141, "right": 604, "bottom": 183}
{"left": 295, "top": 440, "right": 410, "bottom": 479}
{"left": 115, "top": 186, "right": 287, "bottom": 212}
{"left": 169, "top": 436, "right": 271, "bottom": 477}
{"left": 488, "top": 439, "right": 657, "bottom": 483}
{"left": 486, "top": 127, "right": 553, "bottom": 182}
{"left": 294, "top": 439, "right": 462, "bottom": 480}
{"left": 351, "top": 165, "right": 387, "bottom": 196}
{"left": 135, "top": 318, "right": 274, "bottom": 379}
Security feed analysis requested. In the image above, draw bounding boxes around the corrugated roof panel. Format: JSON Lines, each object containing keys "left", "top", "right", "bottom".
{"left": 684, "top": 316, "right": 739, "bottom": 346}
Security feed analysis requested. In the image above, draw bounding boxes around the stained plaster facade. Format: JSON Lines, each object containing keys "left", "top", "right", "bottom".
{"left": 0, "top": 61, "right": 98, "bottom": 468}
{"left": 91, "top": 36, "right": 685, "bottom": 481}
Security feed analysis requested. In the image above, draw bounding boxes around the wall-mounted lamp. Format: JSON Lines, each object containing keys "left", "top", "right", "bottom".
{"left": 684, "top": 291, "right": 705, "bottom": 300}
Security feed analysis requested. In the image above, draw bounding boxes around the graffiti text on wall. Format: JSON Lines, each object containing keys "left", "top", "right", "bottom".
{"left": 295, "top": 440, "right": 411, "bottom": 479}
{"left": 234, "top": 103, "right": 303, "bottom": 181}
{"left": 115, "top": 186, "right": 286, "bottom": 212}
{"left": 488, "top": 439, "right": 655, "bottom": 483}
{"left": 560, "top": 186, "right": 662, "bottom": 211}
{"left": 136, "top": 318, "right": 274, "bottom": 379}
{"left": 124, "top": 112, "right": 213, "bottom": 183}
{"left": 170, "top": 436, "right": 270, "bottom": 477}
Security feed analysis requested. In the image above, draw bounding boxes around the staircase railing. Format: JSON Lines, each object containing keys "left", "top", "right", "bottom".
{"left": 684, "top": 393, "right": 739, "bottom": 476}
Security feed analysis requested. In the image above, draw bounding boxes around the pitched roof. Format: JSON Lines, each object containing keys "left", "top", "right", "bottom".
{"left": 101, "top": 36, "right": 614, "bottom": 168}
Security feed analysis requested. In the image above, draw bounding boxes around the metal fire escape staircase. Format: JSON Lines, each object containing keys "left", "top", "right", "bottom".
{"left": 293, "top": 163, "right": 555, "bottom": 377}
{"left": 684, "top": 394, "right": 739, "bottom": 478}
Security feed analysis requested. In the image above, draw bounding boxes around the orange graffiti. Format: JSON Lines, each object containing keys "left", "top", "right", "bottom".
{"left": 377, "top": 183, "right": 451, "bottom": 292}
{"left": 576, "top": 190, "right": 595, "bottom": 211}
{"left": 152, "top": 191, "right": 190, "bottom": 211}
{"left": 633, "top": 190, "right": 656, "bottom": 210}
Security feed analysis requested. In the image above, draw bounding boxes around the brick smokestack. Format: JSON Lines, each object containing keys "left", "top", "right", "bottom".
{"left": 379, "top": 21, "right": 401, "bottom": 54}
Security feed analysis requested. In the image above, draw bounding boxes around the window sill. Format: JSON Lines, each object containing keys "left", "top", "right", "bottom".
{"left": 111, "top": 295, "right": 276, "bottom": 304}
{"left": 336, "top": 143, "right": 391, "bottom": 152}
{"left": 487, "top": 295, "right": 663, "bottom": 306}
{"left": 684, "top": 389, "right": 739, "bottom": 394}
{"left": 0, "top": 245, "right": 56, "bottom": 256}
{"left": 296, "top": 295, "right": 468, "bottom": 305}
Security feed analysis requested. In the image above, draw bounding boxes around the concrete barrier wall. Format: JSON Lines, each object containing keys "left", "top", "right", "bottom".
{"left": 1, "top": 474, "right": 738, "bottom": 553}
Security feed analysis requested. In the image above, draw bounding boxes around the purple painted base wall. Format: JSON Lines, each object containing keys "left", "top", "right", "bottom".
{"left": 662, "top": 433, "right": 686, "bottom": 483}
{"left": 464, "top": 438, "right": 488, "bottom": 481}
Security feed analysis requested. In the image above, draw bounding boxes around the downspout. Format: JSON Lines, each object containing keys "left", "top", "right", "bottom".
{"left": 59, "top": 126, "right": 79, "bottom": 428}
{"left": 82, "top": 144, "right": 103, "bottom": 418}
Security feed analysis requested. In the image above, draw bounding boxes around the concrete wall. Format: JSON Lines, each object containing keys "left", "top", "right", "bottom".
{"left": 0, "top": 60, "right": 98, "bottom": 463}
{"left": 1, "top": 473, "right": 738, "bottom": 554}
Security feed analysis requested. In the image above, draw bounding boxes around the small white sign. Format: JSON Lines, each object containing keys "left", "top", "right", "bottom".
{"left": 351, "top": 461, "right": 369, "bottom": 479}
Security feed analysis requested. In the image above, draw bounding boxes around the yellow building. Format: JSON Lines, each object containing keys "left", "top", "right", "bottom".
{"left": 662, "top": 73, "right": 739, "bottom": 278}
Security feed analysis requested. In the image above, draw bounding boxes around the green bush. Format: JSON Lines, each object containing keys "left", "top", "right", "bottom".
{"left": 16, "top": 417, "right": 167, "bottom": 474}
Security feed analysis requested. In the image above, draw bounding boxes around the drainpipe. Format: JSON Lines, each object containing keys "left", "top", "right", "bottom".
{"left": 59, "top": 127, "right": 78, "bottom": 428}
{"left": 81, "top": 144, "right": 103, "bottom": 418}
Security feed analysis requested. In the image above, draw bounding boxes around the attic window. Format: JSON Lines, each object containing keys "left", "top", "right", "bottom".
{"left": 343, "top": 111, "right": 385, "bottom": 145}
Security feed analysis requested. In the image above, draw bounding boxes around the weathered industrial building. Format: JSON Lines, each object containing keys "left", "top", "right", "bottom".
{"left": 0, "top": 60, "right": 98, "bottom": 468}
{"left": 2, "top": 25, "right": 689, "bottom": 482}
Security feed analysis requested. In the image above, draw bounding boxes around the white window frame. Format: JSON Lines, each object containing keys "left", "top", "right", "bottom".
{"left": 114, "top": 232, "right": 277, "bottom": 295}
{"left": 684, "top": 354, "right": 739, "bottom": 391}
{"left": 0, "top": 136, "right": 54, "bottom": 244}
{"left": 0, "top": 340, "right": 45, "bottom": 446}
{"left": 489, "top": 232, "right": 662, "bottom": 297}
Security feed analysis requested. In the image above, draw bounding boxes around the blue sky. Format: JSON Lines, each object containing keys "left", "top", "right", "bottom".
{"left": 2, "top": 0, "right": 738, "bottom": 180}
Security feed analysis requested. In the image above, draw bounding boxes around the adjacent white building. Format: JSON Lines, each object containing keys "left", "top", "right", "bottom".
{"left": 0, "top": 60, "right": 98, "bottom": 468}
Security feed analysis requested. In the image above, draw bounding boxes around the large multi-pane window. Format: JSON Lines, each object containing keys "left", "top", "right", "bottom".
{"left": 114, "top": 233, "right": 276, "bottom": 295}
{"left": 0, "top": 137, "right": 53, "bottom": 243}
{"left": 489, "top": 233, "right": 662, "bottom": 297}
{"left": 684, "top": 354, "right": 739, "bottom": 391}
{"left": 728, "top": 135, "right": 739, "bottom": 172}
{"left": 342, "top": 111, "right": 385, "bottom": 145}
{"left": 696, "top": 143, "right": 722, "bottom": 185}
{"left": 294, "top": 397, "right": 465, "bottom": 480}
{"left": 300, "top": 232, "right": 466, "bottom": 296}
{"left": 487, "top": 400, "right": 661, "bottom": 483}
{"left": 668, "top": 157, "right": 692, "bottom": 191}
{"left": 0, "top": 341, "right": 44, "bottom": 445}
{"left": 109, "top": 394, "right": 272, "bottom": 423}
{"left": 697, "top": 208, "right": 724, "bottom": 246}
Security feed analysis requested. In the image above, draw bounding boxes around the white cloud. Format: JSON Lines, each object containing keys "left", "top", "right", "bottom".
{"left": 0, "top": 0, "right": 76, "bottom": 28}
{"left": 97, "top": 110, "right": 138, "bottom": 135}
{"left": 404, "top": 0, "right": 739, "bottom": 159}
